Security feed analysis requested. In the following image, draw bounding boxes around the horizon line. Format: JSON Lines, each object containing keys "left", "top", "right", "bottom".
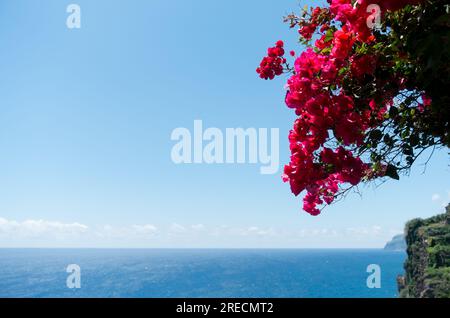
{"left": 0, "top": 247, "right": 398, "bottom": 250}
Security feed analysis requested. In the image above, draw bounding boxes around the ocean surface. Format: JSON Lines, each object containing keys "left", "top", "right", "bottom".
{"left": 0, "top": 249, "right": 406, "bottom": 298}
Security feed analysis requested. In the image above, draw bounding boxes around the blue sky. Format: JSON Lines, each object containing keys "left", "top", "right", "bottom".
{"left": 0, "top": 0, "right": 448, "bottom": 248}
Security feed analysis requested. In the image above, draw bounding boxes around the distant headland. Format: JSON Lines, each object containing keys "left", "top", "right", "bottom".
{"left": 384, "top": 234, "right": 407, "bottom": 252}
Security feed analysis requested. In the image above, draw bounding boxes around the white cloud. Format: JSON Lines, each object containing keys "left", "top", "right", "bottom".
{"left": 191, "top": 224, "right": 205, "bottom": 231}
{"left": 345, "top": 226, "right": 384, "bottom": 236}
{"left": 430, "top": 192, "right": 450, "bottom": 208}
{"left": 241, "top": 226, "right": 276, "bottom": 237}
{"left": 0, "top": 217, "right": 397, "bottom": 248}
{"left": 132, "top": 224, "right": 158, "bottom": 234}
{"left": 169, "top": 223, "right": 186, "bottom": 234}
{"left": 372, "top": 225, "right": 382, "bottom": 235}
{"left": 432, "top": 194, "right": 441, "bottom": 202}
{"left": 0, "top": 217, "right": 88, "bottom": 238}
{"left": 94, "top": 224, "right": 159, "bottom": 239}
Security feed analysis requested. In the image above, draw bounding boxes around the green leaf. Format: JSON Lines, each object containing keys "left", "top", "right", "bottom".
{"left": 369, "top": 129, "right": 383, "bottom": 142}
{"left": 324, "top": 29, "right": 334, "bottom": 42}
{"left": 389, "top": 106, "right": 399, "bottom": 118}
{"left": 385, "top": 164, "right": 400, "bottom": 180}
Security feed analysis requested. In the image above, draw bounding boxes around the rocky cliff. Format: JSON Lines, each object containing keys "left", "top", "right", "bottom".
{"left": 398, "top": 204, "right": 450, "bottom": 298}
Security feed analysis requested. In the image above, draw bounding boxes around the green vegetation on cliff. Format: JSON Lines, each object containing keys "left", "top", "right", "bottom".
{"left": 399, "top": 205, "right": 450, "bottom": 298}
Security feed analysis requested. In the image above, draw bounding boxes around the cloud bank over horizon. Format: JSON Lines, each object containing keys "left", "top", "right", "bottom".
{"left": 0, "top": 216, "right": 406, "bottom": 249}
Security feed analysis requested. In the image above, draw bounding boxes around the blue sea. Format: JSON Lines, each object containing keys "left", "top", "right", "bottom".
{"left": 0, "top": 249, "right": 406, "bottom": 298}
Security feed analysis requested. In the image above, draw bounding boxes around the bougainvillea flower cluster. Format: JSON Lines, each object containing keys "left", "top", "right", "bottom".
{"left": 257, "top": 0, "right": 428, "bottom": 215}
{"left": 256, "top": 40, "right": 287, "bottom": 80}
